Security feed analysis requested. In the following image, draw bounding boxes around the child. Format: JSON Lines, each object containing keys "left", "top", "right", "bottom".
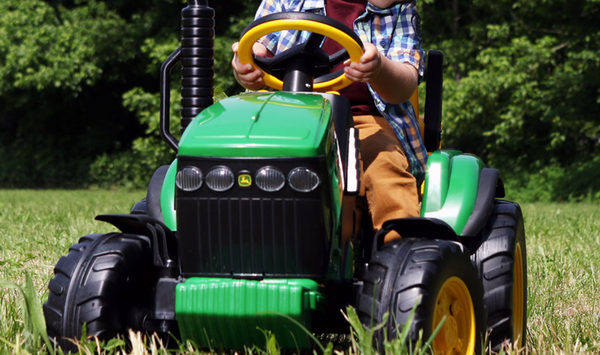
{"left": 232, "top": 0, "right": 427, "bottom": 242}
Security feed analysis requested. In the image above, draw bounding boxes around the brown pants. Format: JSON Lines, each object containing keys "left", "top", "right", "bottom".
{"left": 354, "top": 115, "right": 420, "bottom": 242}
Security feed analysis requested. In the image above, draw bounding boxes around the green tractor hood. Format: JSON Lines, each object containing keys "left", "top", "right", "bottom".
{"left": 178, "top": 91, "right": 332, "bottom": 158}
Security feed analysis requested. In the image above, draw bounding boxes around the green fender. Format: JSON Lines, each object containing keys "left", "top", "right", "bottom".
{"left": 421, "top": 150, "right": 484, "bottom": 235}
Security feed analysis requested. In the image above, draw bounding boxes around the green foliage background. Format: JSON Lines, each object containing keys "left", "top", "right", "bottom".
{"left": 0, "top": 0, "right": 598, "bottom": 201}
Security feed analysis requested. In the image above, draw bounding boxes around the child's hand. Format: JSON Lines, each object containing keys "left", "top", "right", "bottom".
{"left": 343, "top": 43, "right": 382, "bottom": 83}
{"left": 231, "top": 42, "right": 268, "bottom": 90}
{"left": 344, "top": 42, "right": 418, "bottom": 104}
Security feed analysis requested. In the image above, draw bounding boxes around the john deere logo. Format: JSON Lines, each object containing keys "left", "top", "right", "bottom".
{"left": 238, "top": 174, "right": 252, "bottom": 188}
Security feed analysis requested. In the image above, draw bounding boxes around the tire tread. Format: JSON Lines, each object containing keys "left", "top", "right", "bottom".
{"left": 472, "top": 200, "right": 527, "bottom": 351}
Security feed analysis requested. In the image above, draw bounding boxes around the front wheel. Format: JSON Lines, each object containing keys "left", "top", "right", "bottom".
{"left": 43, "top": 233, "right": 157, "bottom": 352}
{"left": 356, "top": 239, "right": 487, "bottom": 354}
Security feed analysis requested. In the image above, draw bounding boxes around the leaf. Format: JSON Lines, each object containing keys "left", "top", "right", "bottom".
{"left": 0, "top": 273, "right": 54, "bottom": 355}
{"left": 420, "top": 315, "right": 446, "bottom": 355}
{"left": 322, "top": 341, "right": 334, "bottom": 355}
{"left": 266, "top": 331, "right": 279, "bottom": 355}
{"left": 0, "top": 280, "right": 20, "bottom": 289}
{"left": 104, "top": 337, "right": 126, "bottom": 351}
{"left": 213, "top": 87, "right": 228, "bottom": 102}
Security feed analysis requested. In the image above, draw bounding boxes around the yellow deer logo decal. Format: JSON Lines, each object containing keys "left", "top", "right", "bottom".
{"left": 238, "top": 174, "right": 252, "bottom": 188}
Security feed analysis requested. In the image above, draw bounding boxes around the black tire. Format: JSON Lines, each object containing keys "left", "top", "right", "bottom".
{"left": 356, "top": 238, "right": 487, "bottom": 354}
{"left": 43, "top": 233, "right": 157, "bottom": 352}
{"left": 471, "top": 200, "right": 527, "bottom": 352}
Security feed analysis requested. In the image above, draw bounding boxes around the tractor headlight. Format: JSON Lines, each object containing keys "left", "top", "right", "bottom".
{"left": 288, "top": 167, "right": 320, "bottom": 192}
{"left": 255, "top": 167, "right": 285, "bottom": 192}
{"left": 206, "top": 166, "right": 235, "bottom": 192}
{"left": 176, "top": 166, "right": 203, "bottom": 191}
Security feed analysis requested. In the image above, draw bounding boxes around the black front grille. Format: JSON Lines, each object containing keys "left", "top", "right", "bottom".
{"left": 175, "top": 156, "right": 333, "bottom": 279}
{"left": 177, "top": 196, "right": 331, "bottom": 278}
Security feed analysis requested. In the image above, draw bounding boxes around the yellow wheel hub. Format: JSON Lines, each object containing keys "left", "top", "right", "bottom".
{"left": 433, "top": 277, "right": 476, "bottom": 355}
{"left": 238, "top": 18, "right": 363, "bottom": 92}
{"left": 513, "top": 243, "right": 525, "bottom": 347}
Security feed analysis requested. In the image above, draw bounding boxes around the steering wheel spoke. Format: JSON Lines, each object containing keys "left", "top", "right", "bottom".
{"left": 329, "top": 48, "right": 350, "bottom": 68}
{"left": 253, "top": 56, "right": 273, "bottom": 73}
{"left": 302, "top": 32, "right": 326, "bottom": 53}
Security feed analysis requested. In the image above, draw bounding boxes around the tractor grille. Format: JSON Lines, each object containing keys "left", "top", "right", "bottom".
{"left": 177, "top": 196, "right": 330, "bottom": 278}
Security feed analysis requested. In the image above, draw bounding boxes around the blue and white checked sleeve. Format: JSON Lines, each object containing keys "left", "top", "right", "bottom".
{"left": 387, "top": 3, "right": 425, "bottom": 78}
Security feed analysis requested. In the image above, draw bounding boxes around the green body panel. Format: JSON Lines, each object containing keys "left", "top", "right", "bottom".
{"left": 421, "top": 150, "right": 484, "bottom": 235}
{"left": 178, "top": 92, "right": 332, "bottom": 158}
{"left": 160, "top": 160, "right": 177, "bottom": 231}
{"left": 175, "top": 278, "right": 325, "bottom": 349}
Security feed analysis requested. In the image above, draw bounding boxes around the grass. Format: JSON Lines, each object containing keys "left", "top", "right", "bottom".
{"left": 0, "top": 189, "right": 145, "bottom": 354}
{"left": 1, "top": 189, "right": 600, "bottom": 354}
{"left": 523, "top": 203, "right": 600, "bottom": 354}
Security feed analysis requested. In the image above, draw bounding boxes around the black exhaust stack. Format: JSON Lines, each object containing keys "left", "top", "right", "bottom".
{"left": 181, "top": 0, "right": 214, "bottom": 131}
{"left": 160, "top": 1, "right": 214, "bottom": 152}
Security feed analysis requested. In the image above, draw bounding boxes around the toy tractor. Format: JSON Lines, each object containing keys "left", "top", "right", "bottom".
{"left": 43, "top": 1, "right": 527, "bottom": 354}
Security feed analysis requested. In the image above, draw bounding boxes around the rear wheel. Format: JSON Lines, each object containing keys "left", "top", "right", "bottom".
{"left": 356, "top": 239, "right": 487, "bottom": 354}
{"left": 471, "top": 200, "right": 527, "bottom": 351}
{"left": 43, "top": 233, "right": 157, "bottom": 352}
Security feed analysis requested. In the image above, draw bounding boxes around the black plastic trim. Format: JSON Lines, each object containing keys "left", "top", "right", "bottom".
{"left": 382, "top": 217, "right": 460, "bottom": 240}
{"left": 160, "top": 47, "right": 182, "bottom": 152}
{"left": 147, "top": 166, "right": 169, "bottom": 224}
{"left": 95, "top": 214, "right": 178, "bottom": 267}
{"left": 460, "top": 168, "right": 506, "bottom": 237}
{"left": 423, "top": 50, "right": 443, "bottom": 152}
{"left": 373, "top": 217, "right": 460, "bottom": 254}
{"left": 130, "top": 198, "right": 147, "bottom": 215}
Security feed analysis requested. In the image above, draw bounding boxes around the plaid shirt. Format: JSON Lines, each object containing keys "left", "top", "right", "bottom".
{"left": 255, "top": 0, "right": 428, "bottom": 182}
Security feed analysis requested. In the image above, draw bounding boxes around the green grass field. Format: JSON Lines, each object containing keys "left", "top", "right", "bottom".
{"left": 1, "top": 189, "right": 600, "bottom": 354}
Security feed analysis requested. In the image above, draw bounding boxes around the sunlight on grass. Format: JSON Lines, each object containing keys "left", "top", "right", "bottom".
{"left": 0, "top": 189, "right": 144, "bottom": 354}
{"left": 524, "top": 203, "right": 600, "bottom": 354}
{"left": 1, "top": 190, "right": 600, "bottom": 354}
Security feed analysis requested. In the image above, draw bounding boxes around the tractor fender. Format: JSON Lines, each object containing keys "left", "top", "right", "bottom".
{"left": 460, "top": 168, "right": 505, "bottom": 237}
{"left": 379, "top": 217, "right": 459, "bottom": 241}
{"left": 421, "top": 150, "right": 483, "bottom": 235}
{"left": 95, "top": 214, "right": 178, "bottom": 267}
{"left": 371, "top": 216, "right": 460, "bottom": 254}
{"left": 422, "top": 151, "right": 505, "bottom": 237}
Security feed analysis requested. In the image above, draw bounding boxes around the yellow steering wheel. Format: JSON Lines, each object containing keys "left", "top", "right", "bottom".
{"left": 238, "top": 12, "right": 364, "bottom": 92}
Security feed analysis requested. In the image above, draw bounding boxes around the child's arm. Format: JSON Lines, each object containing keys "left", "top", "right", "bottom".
{"left": 343, "top": 43, "right": 418, "bottom": 105}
